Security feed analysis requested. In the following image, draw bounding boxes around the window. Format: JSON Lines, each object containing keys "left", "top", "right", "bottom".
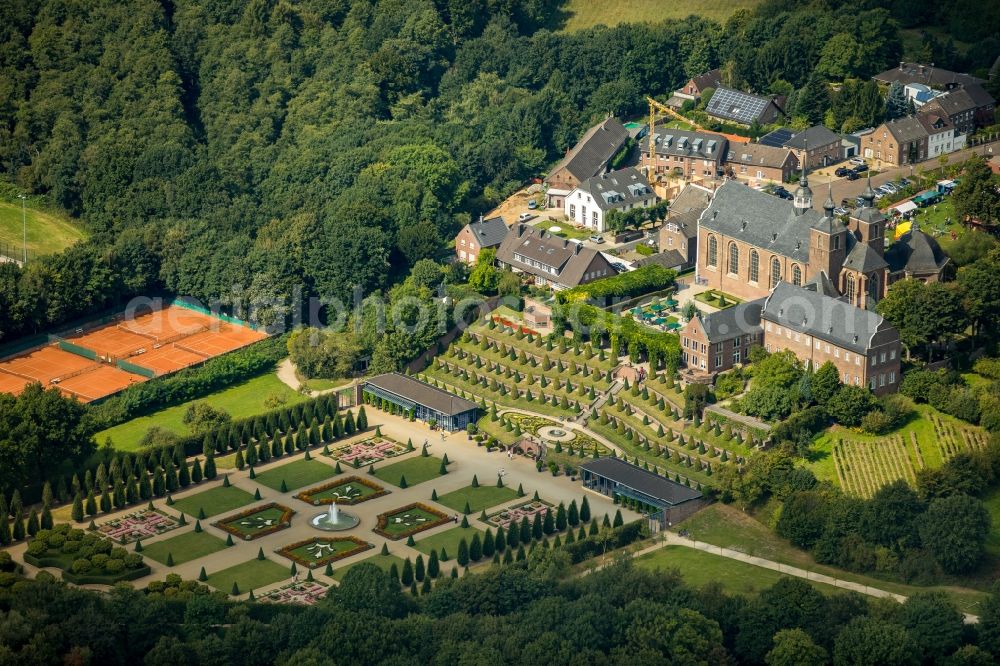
{"left": 833, "top": 235, "right": 840, "bottom": 250}
{"left": 856, "top": 356, "right": 861, "bottom": 365}
{"left": 845, "top": 352, "right": 851, "bottom": 362}
{"left": 569, "top": 204, "right": 575, "bottom": 218}
{"left": 792, "top": 265, "right": 802, "bottom": 286}
{"left": 765, "top": 344, "right": 771, "bottom": 352}
{"left": 765, "top": 322, "right": 772, "bottom": 332}
{"left": 733, "top": 350, "right": 741, "bottom": 364}
{"left": 460, "top": 238, "right": 466, "bottom": 246}
{"left": 879, "top": 374, "right": 885, "bottom": 387}
{"left": 682, "top": 337, "right": 688, "bottom": 348}
{"left": 707, "top": 235, "right": 718, "bottom": 267}
{"left": 668, "top": 237, "right": 673, "bottom": 247}
{"left": 843, "top": 371, "right": 849, "bottom": 382}
{"left": 869, "top": 274, "right": 879, "bottom": 300}
{"left": 845, "top": 273, "right": 856, "bottom": 302}
{"left": 734, "top": 336, "right": 741, "bottom": 348}
{"left": 825, "top": 344, "right": 830, "bottom": 353}
{"left": 889, "top": 371, "right": 895, "bottom": 384}
{"left": 700, "top": 343, "right": 706, "bottom": 353}
{"left": 770, "top": 257, "right": 781, "bottom": 288}
{"left": 716, "top": 342, "right": 724, "bottom": 354}
{"left": 834, "top": 348, "right": 839, "bottom": 358}
{"left": 715, "top": 355, "right": 722, "bottom": 368}
{"left": 871, "top": 356, "right": 876, "bottom": 366}
{"left": 890, "top": 350, "right": 896, "bottom": 360}
{"left": 728, "top": 243, "right": 739, "bottom": 274}
{"left": 880, "top": 352, "right": 886, "bottom": 363}
{"left": 749, "top": 250, "right": 759, "bottom": 282}
{"left": 870, "top": 378, "right": 876, "bottom": 390}
{"left": 592, "top": 211, "right": 598, "bottom": 226}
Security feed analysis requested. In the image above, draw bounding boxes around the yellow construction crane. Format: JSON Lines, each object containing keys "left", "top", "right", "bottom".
{"left": 645, "top": 96, "right": 710, "bottom": 176}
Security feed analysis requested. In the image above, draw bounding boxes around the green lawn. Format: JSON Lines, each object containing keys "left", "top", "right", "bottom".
{"left": 413, "top": 526, "right": 484, "bottom": 562}
{"left": 676, "top": 503, "right": 989, "bottom": 613}
{"left": 205, "top": 558, "right": 289, "bottom": 594}
{"left": 142, "top": 530, "right": 228, "bottom": 565}
{"left": 171, "top": 484, "right": 256, "bottom": 518}
{"left": 635, "top": 545, "right": 842, "bottom": 596}
{"left": 557, "top": 0, "right": 761, "bottom": 31}
{"left": 0, "top": 201, "right": 88, "bottom": 257}
{"left": 372, "top": 455, "right": 445, "bottom": 487}
{"left": 97, "top": 371, "right": 307, "bottom": 451}
{"left": 331, "top": 553, "right": 405, "bottom": 581}
{"left": 255, "top": 459, "right": 335, "bottom": 491}
{"left": 436, "top": 484, "right": 520, "bottom": 514}
{"left": 694, "top": 290, "right": 742, "bottom": 309}
{"left": 532, "top": 219, "right": 591, "bottom": 240}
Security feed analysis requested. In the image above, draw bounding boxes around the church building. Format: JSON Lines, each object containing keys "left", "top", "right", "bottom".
{"left": 696, "top": 166, "right": 890, "bottom": 310}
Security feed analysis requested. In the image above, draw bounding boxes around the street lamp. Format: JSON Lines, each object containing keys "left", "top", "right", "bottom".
{"left": 17, "top": 194, "right": 26, "bottom": 264}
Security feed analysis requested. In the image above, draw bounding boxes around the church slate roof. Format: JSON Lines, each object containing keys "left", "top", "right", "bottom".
{"left": 842, "top": 241, "right": 888, "bottom": 274}
{"left": 698, "top": 181, "right": 819, "bottom": 264}
{"left": 762, "top": 282, "right": 892, "bottom": 355}
{"left": 885, "top": 227, "right": 949, "bottom": 275}
{"left": 697, "top": 298, "right": 766, "bottom": 343}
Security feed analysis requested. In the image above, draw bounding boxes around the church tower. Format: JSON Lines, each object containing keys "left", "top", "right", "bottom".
{"left": 808, "top": 183, "right": 847, "bottom": 282}
{"left": 793, "top": 152, "right": 812, "bottom": 215}
{"left": 848, "top": 174, "right": 886, "bottom": 256}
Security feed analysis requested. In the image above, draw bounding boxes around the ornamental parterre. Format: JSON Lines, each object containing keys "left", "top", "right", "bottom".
{"left": 293, "top": 476, "right": 387, "bottom": 506}
{"left": 214, "top": 503, "right": 295, "bottom": 541}
{"left": 374, "top": 503, "right": 450, "bottom": 540}
{"left": 276, "top": 536, "right": 373, "bottom": 568}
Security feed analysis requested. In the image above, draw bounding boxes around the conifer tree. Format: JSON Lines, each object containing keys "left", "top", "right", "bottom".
{"left": 470, "top": 533, "right": 482, "bottom": 561}
{"left": 580, "top": 496, "right": 591, "bottom": 522}
{"left": 414, "top": 554, "right": 425, "bottom": 582}
{"left": 457, "top": 538, "right": 469, "bottom": 566}
{"left": 482, "top": 529, "right": 495, "bottom": 558}
{"left": 401, "top": 557, "right": 414, "bottom": 585}
{"left": 568, "top": 499, "right": 579, "bottom": 527}
{"left": 71, "top": 492, "right": 84, "bottom": 522}
{"left": 555, "top": 503, "right": 567, "bottom": 531}
{"left": 494, "top": 525, "right": 506, "bottom": 553}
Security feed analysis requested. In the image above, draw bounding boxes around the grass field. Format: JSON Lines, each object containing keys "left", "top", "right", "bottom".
{"left": 254, "top": 459, "right": 335, "bottom": 491}
{"left": 372, "top": 455, "right": 445, "bottom": 488}
{"left": 171, "top": 485, "right": 256, "bottom": 518}
{"left": 436, "top": 484, "right": 520, "bottom": 514}
{"left": 557, "top": 0, "right": 761, "bottom": 31}
{"left": 331, "top": 553, "right": 406, "bottom": 581}
{"left": 676, "top": 503, "right": 989, "bottom": 613}
{"left": 0, "top": 201, "right": 88, "bottom": 257}
{"left": 413, "top": 526, "right": 484, "bottom": 561}
{"left": 142, "top": 530, "right": 228, "bottom": 565}
{"left": 635, "top": 545, "right": 842, "bottom": 596}
{"left": 97, "top": 371, "right": 307, "bottom": 451}
{"left": 205, "top": 558, "right": 289, "bottom": 594}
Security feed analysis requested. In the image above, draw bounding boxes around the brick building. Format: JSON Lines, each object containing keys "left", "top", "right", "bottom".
{"left": 495, "top": 223, "right": 616, "bottom": 290}
{"left": 782, "top": 125, "right": 843, "bottom": 169}
{"left": 455, "top": 215, "right": 508, "bottom": 265}
{"left": 680, "top": 299, "right": 764, "bottom": 376}
{"left": 658, "top": 183, "right": 713, "bottom": 271}
{"left": 760, "top": 282, "right": 901, "bottom": 395}
{"left": 544, "top": 117, "right": 628, "bottom": 209}
{"left": 643, "top": 129, "right": 728, "bottom": 180}
{"left": 725, "top": 143, "right": 799, "bottom": 183}
{"left": 861, "top": 117, "right": 928, "bottom": 167}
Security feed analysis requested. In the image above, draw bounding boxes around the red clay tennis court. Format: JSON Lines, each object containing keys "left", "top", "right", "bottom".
{"left": 57, "top": 365, "right": 147, "bottom": 402}
{"left": 130, "top": 343, "right": 208, "bottom": 375}
{"left": 0, "top": 303, "right": 267, "bottom": 403}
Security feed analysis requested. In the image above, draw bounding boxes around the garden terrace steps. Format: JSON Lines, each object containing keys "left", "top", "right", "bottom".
{"left": 468, "top": 324, "right": 615, "bottom": 371}
{"left": 444, "top": 346, "right": 612, "bottom": 394}
{"left": 420, "top": 369, "right": 579, "bottom": 419}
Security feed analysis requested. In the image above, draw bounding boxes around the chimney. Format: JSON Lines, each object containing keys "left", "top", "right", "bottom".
{"left": 517, "top": 224, "right": 526, "bottom": 237}
{"left": 899, "top": 61, "right": 904, "bottom": 71}
{"left": 562, "top": 239, "right": 569, "bottom": 248}
{"left": 574, "top": 242, "right": 582, "bottom": 255}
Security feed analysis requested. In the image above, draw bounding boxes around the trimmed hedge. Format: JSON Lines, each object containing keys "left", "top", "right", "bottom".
{"left": 562, "top": 520, "right": 646, "bottom": 563}
{"left": 557, "top": 265, "right": 676, "bottom": 307}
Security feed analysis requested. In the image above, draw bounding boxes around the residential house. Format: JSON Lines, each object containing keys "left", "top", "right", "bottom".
{"left": 873, "top": 62, "right": 984, "bottom": 90}
{"left": 643, "top": 129, "right": 728, "bottom": 179}
{"left": 704, "top": 87, "right": 785, "bottom": 126}
{"left": 782, "top": 125, "right": 843, "bottom": 169}
{"left": 658, "top": 183, "right": 713, "bottom": 271}
{"left": 884, "top": 225, "right": 950, "bottom": 284}
{"left": 917, "top": 113, "right": 965, "bottom": 159}
{"left": 495, "top": 223, "right": 616, "bottom": 290}
{"left": 697, "top": 176, "right": 890, "bottom": 311}
{"left": 761, "top": 282, "right": 902, "bottom": 396}
{"left": 564, "top": 167, "right": 656, "bottom": 233}
{"left": 680, "top": 299, "right": 764, "bottom": 375}
{"left": 861, "top": 117, "right": 928, "bottom": 167}
{"left": 454, "top": 215, "right": 508, "bottom": 265}
{"left": 905, "top": 83, "right": 944, "bottom": 108}
{"left": 725, "top": 143, "right": 799, "bottom": 183}
{"left": 544, "top": 117, "right": 628, "bottom": 209}
{"left": 919, "top": 88, "right": 977, "bottom": 134}
{"left": 669, "top": 68, "right": 723, "bottom": 108}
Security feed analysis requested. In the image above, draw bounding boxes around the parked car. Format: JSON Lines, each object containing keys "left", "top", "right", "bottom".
{"left": 845, "top": 170, "right": 860, "bottom": 181}
{"left": 589, "top": 235, "right": 604, "bottom": 244}
{"left": 840, "top": 198, "right": 856, "bottom": 209}
{"left": 882, "top": 183, "right": 898, "bottom": 194}
{"left": 834, "top": 207, "right": 848, "bottom": 216}
{"left": 849, "top": 157, "right": 865, "bottom": 165}
{"left": 773, "top": 186, "right": 793, "bottom": 200}
{"left": 897, "top": 178, "right": 910, "bottom": 188}
{"left": 856, "top": 196, "right": 867, "bottom": 206}
{"left": 527, "top": 199, "right": 537, "bottom": 210}
{"left": 835, "top": 167, "right": 851, "bottom": 177}
{"left": 853, "top": 163, "right": 868, "bottom": 173}
{"left": 517, "top": 212, "right": 534, "bottom": 222}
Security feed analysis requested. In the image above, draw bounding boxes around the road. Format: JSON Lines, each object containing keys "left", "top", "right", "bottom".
{"left": 813, "top": 139, "right": 1000, "bottom": 211}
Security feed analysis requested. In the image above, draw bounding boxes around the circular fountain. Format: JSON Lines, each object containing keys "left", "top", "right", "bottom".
{"left": 309, "top": 502, "right": 360, "bottom": 532}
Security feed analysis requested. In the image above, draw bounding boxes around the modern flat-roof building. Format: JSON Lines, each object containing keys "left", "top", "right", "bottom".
{"left": 580, "top": 457, "right": 705, "bottom": 525}
{"left": 359, "top": 372, "right": 479, "bottom": 431}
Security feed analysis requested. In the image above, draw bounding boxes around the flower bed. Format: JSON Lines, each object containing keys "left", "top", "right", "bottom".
{"left": 262, "top": 580, "right": 329, "bottom": 605}
{"left": 491, "top": 315, "right": 538, "bottom": 337}
{"left": 328, "top": 435, "right": 409, "bottom": 466}
{"left": 97, "top": 508, "right": 178, "bottom": 544}
{"left": 276, "top": 536, "right": 373, "bottom": 568}
{"left": 214, "top": 503, "right": 295, "bottom": 541}
{"left": 374, "top": 503, "right": 450, "bottom": 540}
{"left": 294, "top": 476, "right": 387, "bottom": 506}
{"left": 485, "top": 499, "right": 553, "bottom": 530}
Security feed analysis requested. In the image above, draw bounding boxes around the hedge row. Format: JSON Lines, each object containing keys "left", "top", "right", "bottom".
{"left": 557, "top": 265, "right": 677, "bottom": 307}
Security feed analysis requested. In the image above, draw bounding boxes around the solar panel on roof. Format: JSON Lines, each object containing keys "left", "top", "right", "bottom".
{"left": 759, "top": 128, "right": 794, "bottom": 148}
{"left": 708, "top": 88, "right": 770, "bottom": 124}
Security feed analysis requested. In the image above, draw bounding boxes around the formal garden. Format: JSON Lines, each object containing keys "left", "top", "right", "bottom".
{"left": 485, "top": 499, "right": 553, "bottom": 531}
{"left": 97, "top": 507, "right": 178, "bottom": 544}
{"left": 276, "top": 536, "right": 372, "bottom": 568}
{"left": 262, "top": 579, "right": 329, "bottom": 605}
{"left": 374, "top": 503, "right": 450, "bottom": 540}
{"left": 23, "top": 524, "right": 150, "bottom": 584}
{"left": 294, "top": 476, "right": 387, "bottom": 506}
{"left": 328, "top": 435, "right": 410, "bottom": 466}
{"left": 214, "top": 503, "right": 294, "bottom": 541}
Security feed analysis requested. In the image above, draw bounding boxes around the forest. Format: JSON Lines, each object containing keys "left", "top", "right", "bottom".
{"left": 1, "top": 0, "right": 988, "bottom": 351}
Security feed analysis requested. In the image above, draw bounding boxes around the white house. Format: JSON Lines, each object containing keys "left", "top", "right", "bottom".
{"left": 918, "top": 113, "right": 966, "bottom": 158}
{"left": 564, "top": 167, "right": 656, "bottom": 234}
